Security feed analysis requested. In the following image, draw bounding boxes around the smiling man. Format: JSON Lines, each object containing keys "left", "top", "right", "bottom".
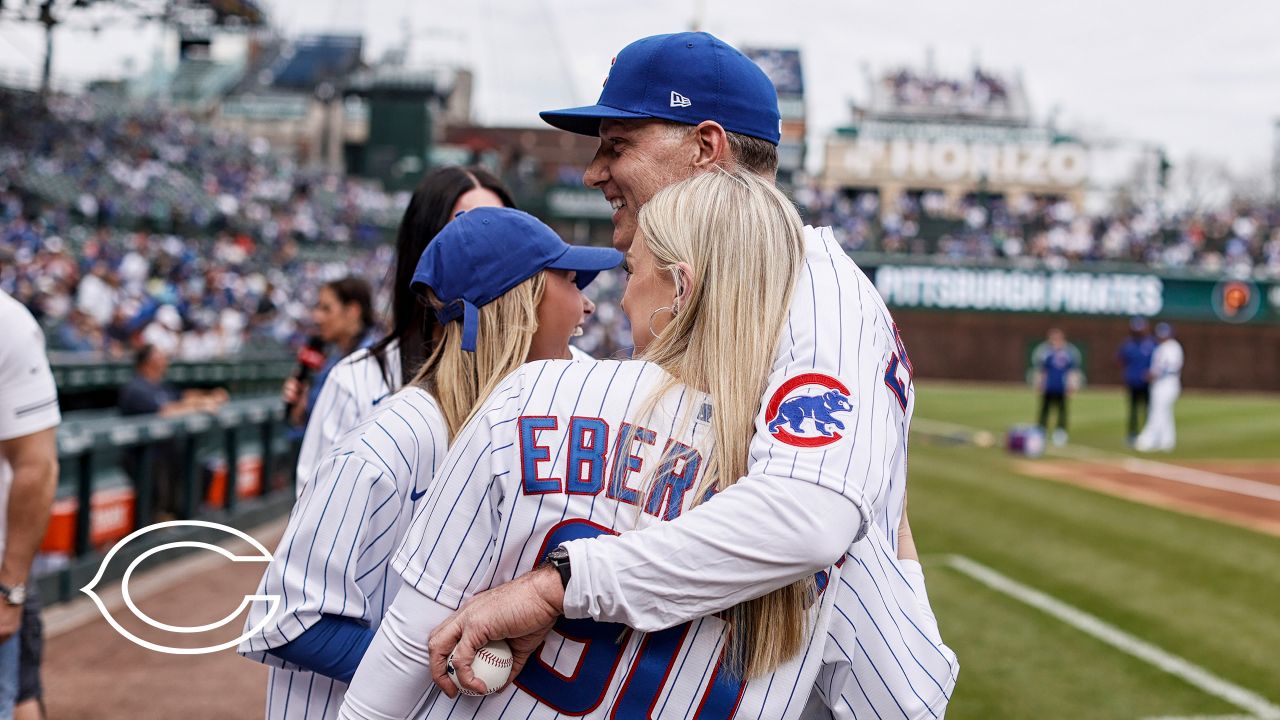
{"left": 423, "top": 31, "right": 953, "bottom": 717}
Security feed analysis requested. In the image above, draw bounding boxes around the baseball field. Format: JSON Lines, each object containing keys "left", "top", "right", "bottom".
{"left": 908, "top": 382, "right": 1280, "bottom": 720}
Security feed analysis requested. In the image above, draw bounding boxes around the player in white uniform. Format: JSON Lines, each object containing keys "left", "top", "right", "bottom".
{"left": 239, "top": 207, "right": 622, "bottom": 719}
{"left": 340, "top": 171, "right": 955, "bottom": 719}
{"left": 294, "top": 167, "right": 517, "bottom": 490}
{"left": 1134, "top": 322, "right": 1184, "bottom": 452}
{"left": 428, "top": 36, "right": 944, "bottom": 717}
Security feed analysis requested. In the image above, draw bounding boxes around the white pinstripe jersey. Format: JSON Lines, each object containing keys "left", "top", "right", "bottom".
{"left": 754, "top": 225, "right": 916, "bottom": 550}
{"left": 240, "top": 385, "right": 447, "bottom": 720}
{"left": 295, "top": 341, "right": 403, "bottom": 494}
{"left": 392, "top": 357, "right": 954, "bottom": 718}
{"left": 296, "top": 342, "right": 595, "bottom": 493}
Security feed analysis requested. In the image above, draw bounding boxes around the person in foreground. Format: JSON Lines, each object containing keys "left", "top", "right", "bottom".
{"left": 238, "top": 207, "right": 619, "bottom": 719}
{"left": 338, "top": 171, "right": 956, "bottom": 719}
{"left": 427, "top": 31, "right": 946, "bottom": 713}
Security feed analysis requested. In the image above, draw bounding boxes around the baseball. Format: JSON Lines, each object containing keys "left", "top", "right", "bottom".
{"left": 447, "top": 640, "right": 514, "bottom": 696}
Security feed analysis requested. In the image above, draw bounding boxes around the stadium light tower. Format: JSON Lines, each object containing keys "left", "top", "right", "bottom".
{"left": 3, "top": 0, "right": 265, "bottom": 96}
{"left": 38, "top": 0, "right": 56, "bottom": 96}
{"left": 1272, "top": 117, "right": 1280, "bottom": 202}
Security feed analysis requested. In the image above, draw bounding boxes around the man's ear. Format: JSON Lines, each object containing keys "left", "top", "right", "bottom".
{"left": 691, "top": 121, "right": 730, "bottom": 170}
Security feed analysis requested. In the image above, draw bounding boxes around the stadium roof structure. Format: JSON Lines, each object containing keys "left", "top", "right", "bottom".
{"left": 269, "top": 35, "right": 363, "bottom": 91}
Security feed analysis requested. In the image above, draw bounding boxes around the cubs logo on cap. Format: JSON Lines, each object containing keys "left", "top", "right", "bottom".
{"left": 761, "top": 372, "right": 856, "bottom": 449}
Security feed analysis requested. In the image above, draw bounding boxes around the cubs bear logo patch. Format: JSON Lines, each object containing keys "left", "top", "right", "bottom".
{"left": 762, "top": 372, "right": 855, "bottom": 449}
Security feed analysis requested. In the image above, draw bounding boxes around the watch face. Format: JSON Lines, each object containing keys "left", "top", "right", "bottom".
{"left": 5, "top": 585, "right": 24, "bottom": 605}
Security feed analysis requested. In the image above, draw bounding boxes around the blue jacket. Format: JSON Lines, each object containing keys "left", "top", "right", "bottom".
{"left": 1118, "top": 337, "right": 1155, "bottom": 389}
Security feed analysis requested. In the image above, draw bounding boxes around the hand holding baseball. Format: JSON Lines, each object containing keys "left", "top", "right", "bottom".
{"left": 428, "top": 565, "right": 564, "bottom": 698}
{"left": 448, "top": 640, "right": 513, "bottom": 696}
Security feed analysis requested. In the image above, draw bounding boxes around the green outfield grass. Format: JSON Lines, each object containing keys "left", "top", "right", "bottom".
{"left": 908, "top": 382, "right": 1280, "bottom": 719}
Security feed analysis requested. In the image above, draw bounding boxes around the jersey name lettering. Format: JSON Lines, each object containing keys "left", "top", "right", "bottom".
{"left": 518, "top": 415, "right": 703, "bottom": 520}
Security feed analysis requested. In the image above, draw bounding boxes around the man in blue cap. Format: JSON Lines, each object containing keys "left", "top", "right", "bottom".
{"left": 429, "top": 31, "right": 948, "bottom": 714}
{"left": 1117, "top": 316, "right": 1155, "bottom": 445}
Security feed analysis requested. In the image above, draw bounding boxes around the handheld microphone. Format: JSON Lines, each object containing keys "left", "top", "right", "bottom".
{"left": 286, "top": 336, "right": 326, "bottom": 419}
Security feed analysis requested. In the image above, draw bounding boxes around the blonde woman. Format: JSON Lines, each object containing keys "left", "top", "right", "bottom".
{"left": 339, "top": 171, "right": 955, "bottom": 719}
{"left": 237, "top": 207, "right": 622, "bottom": 720}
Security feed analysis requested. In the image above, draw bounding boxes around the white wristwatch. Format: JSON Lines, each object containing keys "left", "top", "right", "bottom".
{"left": 0, "top": 583, "right": 25, "bottom": 606}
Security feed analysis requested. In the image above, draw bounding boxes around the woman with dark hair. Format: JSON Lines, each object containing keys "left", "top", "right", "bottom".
{"left": 368, "top": 166, "right": 517, "bottom": 389}
{"left": 292, "top": 167, "right": 518, "bottom": 488}
{"left": 283, "top": 276, "right": 379, "bottom": 436}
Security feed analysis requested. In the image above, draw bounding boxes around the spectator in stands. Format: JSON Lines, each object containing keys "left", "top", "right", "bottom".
{"left": 118, "top": 343, "right": 228, "bottom": 521}
{"left": 139, "top": 305, "right": 183, "bottom": 358}
{"left": 0, "top": 290, "right": 60, "bottom": 720}
{"left": 281, "top": 277, "right": 377, "bottom": 436}
{"left": 293, "top": 167, "right": 514, "bottom": 489}
{"left": 1117, "top": 317, "right": 1156, "bottom": 445}
{"left": 1033, "top": 328, "right": 1082, "bottom": 447}
{"left": 118, "top": 344, "right": 228, "bottom": 418}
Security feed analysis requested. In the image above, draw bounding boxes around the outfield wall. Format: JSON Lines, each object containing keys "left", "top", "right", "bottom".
{"left": 892, "top": 309, "right": 1280, "bottom": 391}
{"left": 854, "top": 259, "right": 1280, "bottom": 391}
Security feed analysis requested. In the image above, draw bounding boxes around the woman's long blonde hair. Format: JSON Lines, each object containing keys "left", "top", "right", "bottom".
{"left": 410, "top": 274, "right": 547, "bottom": 438}
{"left": 636, "top": 169, "right": 806, "bottom": 678}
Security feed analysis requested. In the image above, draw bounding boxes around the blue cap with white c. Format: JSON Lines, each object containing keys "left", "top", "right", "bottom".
{"left": 412, "top": 207, "right": 623, "bottom": 352}
{"left": 540, "top": 32, "right": 782, "bottom": 145}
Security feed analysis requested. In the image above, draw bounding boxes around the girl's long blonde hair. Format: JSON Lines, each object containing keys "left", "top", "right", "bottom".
{"left": 411, "top": 274, "right": 547, "bottom": 438}
{"left": 636, "top": 169, "right": 806, "bottom": 679}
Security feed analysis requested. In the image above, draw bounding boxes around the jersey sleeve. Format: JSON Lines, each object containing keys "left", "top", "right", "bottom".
{"left": 815, "top": 533, "right": 958, "bottom": 720}
{"left": 746, "top": 226, "right": 907, "bottom": 537}
{"left": 239, "top": 451, "right": 399, "bottom": 661}
{"left": 0, "top": 300, "right": 60, "bottom": 440}
{"left": 391, "top": 373, "right": 523, "bottom": 610}
{"left": 338, "top": 582, "right": 455, "bottom": 719}
{"left": 295, "top": 361, "right": 362, "bottom": 493}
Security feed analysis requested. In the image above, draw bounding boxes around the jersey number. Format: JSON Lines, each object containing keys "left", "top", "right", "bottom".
{"left": 883, "top": 323, "right": 914, "bottom": 410}
{"left": 514, "top": 520, "right": 744, "bottom": 717}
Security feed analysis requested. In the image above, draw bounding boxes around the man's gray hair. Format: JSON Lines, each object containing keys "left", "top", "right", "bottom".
{"left": 661, "top": 121, "right": 779, "bottom": 178}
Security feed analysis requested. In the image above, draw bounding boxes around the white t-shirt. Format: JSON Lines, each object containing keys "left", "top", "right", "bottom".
{"left": 0, "top": 291, "right": 62, "bottom": 559}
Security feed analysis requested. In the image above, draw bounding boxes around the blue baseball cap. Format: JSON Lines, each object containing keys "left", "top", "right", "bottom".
{"left": 412, "top": 207, "right": 622, "bottom": 352}
{"left": 1154, "top": 322, "right": 1173, "bottom": 339}
{"left": 540, "top": 32, "right": 781, "bottom": 145}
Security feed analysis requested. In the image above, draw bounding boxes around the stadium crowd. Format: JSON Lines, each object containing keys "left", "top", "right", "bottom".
{"left": 795, "top": 182, "right": 1280, "bottom": 277}
{"left": 882, "top": 66, "right": 1013, "bottom": 115}
{"left": 4, "top": 88, "right": 1279, "bottom": 361}
{"left": 0, "top": 87, "right": 406, "bottom": 360}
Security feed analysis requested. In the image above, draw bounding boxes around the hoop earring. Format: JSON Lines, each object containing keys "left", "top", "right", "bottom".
{"left": 647, "top": 306, "right": 674, "bottom": 339}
